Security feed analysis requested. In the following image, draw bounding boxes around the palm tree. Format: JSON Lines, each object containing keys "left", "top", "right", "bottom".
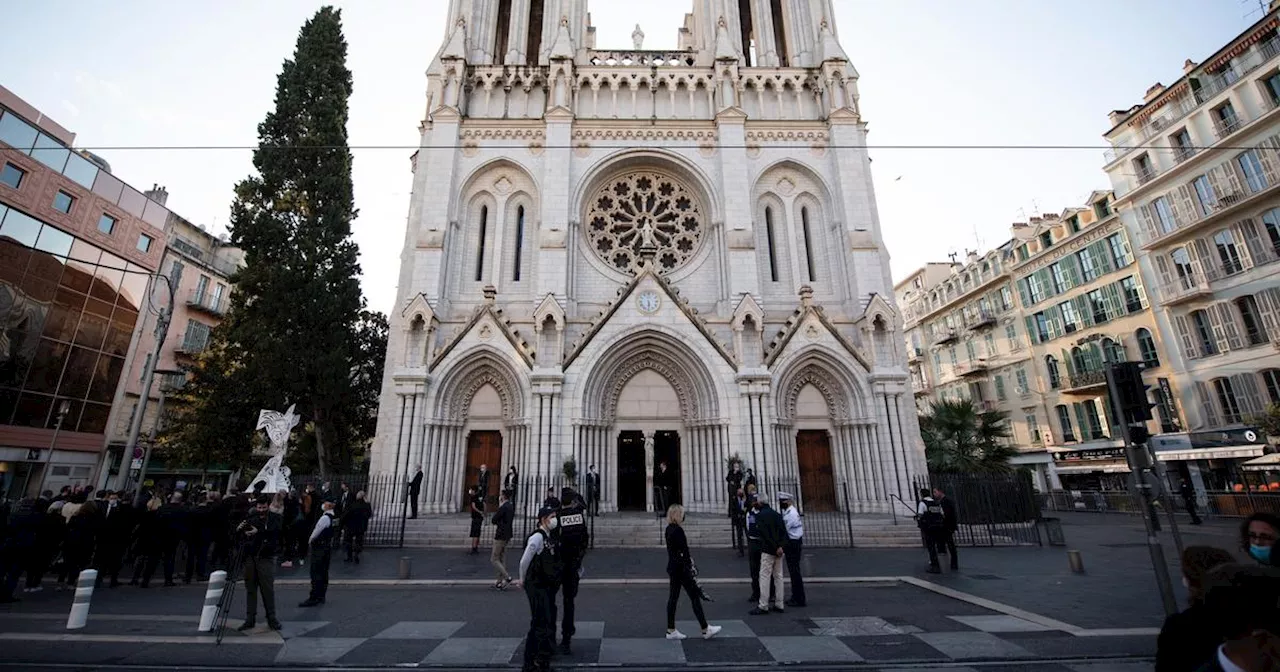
{"left": 920, "top": 398, "right": 1016, "bottom": 474}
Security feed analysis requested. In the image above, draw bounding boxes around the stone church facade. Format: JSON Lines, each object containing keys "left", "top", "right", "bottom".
{"left": 371, "top": 0, "right": 925, "bottom": 516}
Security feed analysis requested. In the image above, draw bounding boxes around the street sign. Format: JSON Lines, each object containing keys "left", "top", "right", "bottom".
{"left": 133, "top": 447, "right": 144, "bottom": 460}
{"left": 26, "top": 449, "right": 40, "bottom": 460}
{"left": 130, "top": 458, "right": 143, "bottom": 470}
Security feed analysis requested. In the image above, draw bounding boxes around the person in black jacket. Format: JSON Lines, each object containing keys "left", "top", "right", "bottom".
{"left": 97, "top": 492, "right": 135, "bottom": 588}
{"left": 725, "top": 463, "right": 744, "bottom": 511}
{"left": 749, "top": 496, "right": 787, "bottom": 615}
{"left": 1, "top": 498, "right": 41, "bottom": 602}
{"left": 1193, "top": 563, "right": 1280, "bottom": 672}
{"left": 130, "top": 498, "right": 164, "bottom": 587}
{"left": 553, "top": 487, "right": 590, "bottom": 654}
{"left": 236, "top": 495, "right": 283, "bottom": 631}
{"left": 408, "top": 466, "right": 424, "bottom": 519}
{"left": 185, "top": 493, "right": 216, "bottom": 582}
{"left": 585, "top": 465, "right": 601, "bottom": 517}
{"left": 932, "top": 487, "right": 959, "bottom": 571}
{"left": 730, "top": 488, "right": 749, "bottom": 557}
{"left": 490, "top": 489, "right": 515, "bottom": 589}
{"left": 1156, "top": 545, "right": 1237, "bottom": 672}
{"left": 663, "top": 504, "right": 721, "bottom": 640}
{"left": 61, "top": 501, "right": 101, "bottom": 589}
{"left": 342, "top": 491, "right": 373, "bottom": 564}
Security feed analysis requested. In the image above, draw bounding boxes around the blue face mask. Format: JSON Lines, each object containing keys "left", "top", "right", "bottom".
{"left": 1249, "top": 544, "right": 1272, "bottom": 564}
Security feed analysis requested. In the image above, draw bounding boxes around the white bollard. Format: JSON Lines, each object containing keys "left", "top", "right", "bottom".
{"left": 66, "top": 569, "right": 97, "bottom": 630}
{"left": 198, "top": 571, "right": 228, "bottom": 632}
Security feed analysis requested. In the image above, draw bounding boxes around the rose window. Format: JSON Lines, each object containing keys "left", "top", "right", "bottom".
{"left": 585, "top": 171, "right": 704, "bottom": 274}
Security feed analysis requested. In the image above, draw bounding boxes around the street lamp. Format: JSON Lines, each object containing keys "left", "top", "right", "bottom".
{"left": 113, "top": 273, "right": 175, "bottom": 494}
{"left": 32, "top": 399, "right": 73, "bottom": 495}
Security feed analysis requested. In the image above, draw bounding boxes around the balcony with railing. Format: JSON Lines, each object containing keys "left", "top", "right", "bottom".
{"left": 912, "top": 378, "right": 931, "bottom": 397}
{"left": 186, "top": 289, "right": 228, "bottom": 316}
{"left": 966, "top": 310, "right": 998, "bottom": 331}
{"left": 1214, "top": 114, "right": 1246, "bottom": 141}
{"left": 907, "top": 346, "right": 924, "bottom": 363}
{"left": 1137, "top": 143, "right": 1275, "bottom": 247}
{"left": 1172, "top": 145, "right": 1198, "bottom": 165}
{"left": 1194, "top": 36, "right": 1280, "bottom": 105}
{"left": 175, "top": 335, "right": 209, "bottom": 356}
{"left": 1104, "top": 96, "right": 1199, "bottom": 165}
{"left": 933, "top": 329, "right": 959, "bottom": 346}
{"left": 1062, "top": 369, "right": 1108, "bottom": 394}
{"left": 1158, "top": 276, "right": 1214, "bottom": 306}
{"left": 1136, "top": 168, "right": 1158, "bottom": 186}
{"left": 956, "top": 359, "right": 990, "bottom": 378}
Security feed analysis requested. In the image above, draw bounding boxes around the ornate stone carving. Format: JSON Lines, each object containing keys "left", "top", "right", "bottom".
{"left": 780, "top": 364, "right": 850, "bottom": 421}
{"left": 445, "top": 363, "right": 521, "bottom": 420}
{"left": 585, "top": 171, "right": 704, "bottom": 274}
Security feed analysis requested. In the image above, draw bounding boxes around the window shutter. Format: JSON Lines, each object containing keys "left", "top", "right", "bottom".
{"left": 1195, "top": 381, "right": 1221, "bottom": 428}
{"left": 1024, "top": 316, "right": 1037, "bottom": 344}
{"left": 1046, "top": 306, "right": 1062, "bottom": 339}
{"left": 1017, "top": 279, "right": 1031, "bottom": 308}
{"left": 1092, "top": 240, "right": 1115, "bottom": 274}
{"left": 1075, "top": 296, "right": 1095, "bottom": 327}
{"left": 1073, "top": 402, "right": 1088, "bottom": 437}
{"left": 1132, "top": 276, "right": 1148, "bottom": 309}
{"left": 1115, "top": 233, "right": 1133, "bottom": 266}
{"left": 1061, "top": 254, "right": 1082, "bottom": 286}
{"left": 1233, "top": 373, "right": 1265, "bottom": 418}
{"left": 1173, "top": 314, "right": 1200, "bottom": 360}
{"left": 1189, "top": 238, "right": 1212, "bottom": 281}
{"left": 1139, "top": 204, "right": 1159, "bottom": 242}
{"left": 1061, "top": 348, "right": 1076, "bottom": 376}
{"left": 1039, "top": 268, "right": 1056, "bottom": 300}
{"left": 1256, "top": 134, "right": 1280, "bottom": 186}
{"left": 1255, "top": 287, "right": 1280, "bottom": 342}
{"left": 1205, "top": 304, "right": 1231, "bottom": 353}
{"left": 1173, "top": 183, "right": 1200, "bottom": 224}
{"left": 1229, "top": 223, "right": 1256, "bottom": 269}
{"left": 1237, "top": 219, "right": 1269, "bottom": 265}
{"left": 1215, "top": 302, "right": 1244, "bottom": 350}
{"left": 1102, "top": 283, "right": 1125, "bottom": 320}
{"left": 1154, "top": 254, "right": 1174, "bottom": 289}
{"left": 1221, "top": 160, "right": 1246, "bottom": 196}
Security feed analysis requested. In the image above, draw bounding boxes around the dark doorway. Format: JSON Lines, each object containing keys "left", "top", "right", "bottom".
{"left": 654, "top": 430, "right": 682, "bottom": 508}
{"left": 796, "top": 430, "right": 836, "bottom": 512}
{"left": 617, "top": 431, "right": 646, "bottom": 511}
{"left": 464, "top": 430, "right": 503, "bottom": 512}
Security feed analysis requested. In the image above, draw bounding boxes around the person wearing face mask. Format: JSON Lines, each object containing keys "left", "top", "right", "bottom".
{"left": 236, "top": 495, "right": 283, "bottom": 631}
{"left": 778, "top": 493, "right": 805, "bottom": 608}
{"left": 749, "top": 495, "right": 787, "bottom": 616}
{"left": 1241, "top": 513, "right": 1280, "bottom": 567}
{"left": 1155, "top": 545, "right": 1237, "bottom": 672}
{"left": 517, "top": 507, "right": 561, "bottom": 672}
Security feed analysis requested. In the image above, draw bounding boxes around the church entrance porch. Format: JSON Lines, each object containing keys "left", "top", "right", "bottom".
{"left": 653, "top": 430, "right": 681, "bottom": 511}
{"left": 796, "top": 430, "right": 837, "bottom": 513}
{"left": 616, "top": 431, "right": 646, "bottom": 511}
{"left": 463, "top": 430, "right": 502, "bottom": 513}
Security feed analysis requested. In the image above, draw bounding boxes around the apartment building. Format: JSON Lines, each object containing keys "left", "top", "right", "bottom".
{"left": 101, "top": 203, "right": 242, "bottom": 490}
{"left": 0, "top": 86, "right": 170, "bottom": 498}
{"left": 1010, "top": 192, "right": 1181, "bottom": 490}
{"left": 896, "top": 242, "right": 1059, "bottom": 490}
{"left": 1102, "top": 6, "right": 1280, "bottom": 492}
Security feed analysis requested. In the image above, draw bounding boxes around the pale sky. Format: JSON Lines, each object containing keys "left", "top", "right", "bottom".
{"left": 2, "top": 0, "right": 1254, "bottom": 314}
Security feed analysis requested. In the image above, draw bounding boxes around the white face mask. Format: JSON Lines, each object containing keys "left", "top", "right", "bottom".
{"left": 548, "top": 518, "right": 559, "bottom": 530}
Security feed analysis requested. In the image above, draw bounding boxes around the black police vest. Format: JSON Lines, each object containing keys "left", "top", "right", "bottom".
{"left": 312, "top": 513, "right": 336, "bottom": 548}
{"left": 557, "top": 503, "right": 588, "bottom": 549}
{"left": 525, "top": 529, "right": 561, "bottom": 587}
{"left": 919, "top": 498, "right": 944, "bottom": 529}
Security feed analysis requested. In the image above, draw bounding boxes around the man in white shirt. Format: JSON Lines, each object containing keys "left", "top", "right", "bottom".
{"left": 778, "top": 493, "right": 806, "bottom": 608}
{"left": 299, "top": 501, "right": 336, "bottom": 607}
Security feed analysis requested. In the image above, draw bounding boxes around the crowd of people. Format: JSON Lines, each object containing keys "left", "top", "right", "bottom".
{"left": 0, "top": 479, "right": 373, "bottom": 604}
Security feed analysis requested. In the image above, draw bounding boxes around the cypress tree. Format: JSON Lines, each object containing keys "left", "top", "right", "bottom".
{"left": 221, "top": 6, "right": 363, "bottom": 479}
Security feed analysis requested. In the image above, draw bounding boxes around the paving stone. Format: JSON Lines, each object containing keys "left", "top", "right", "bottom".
{"left": 1015, "top": 634, "right": 1156, "bottom": 658}
{"left": 810, "top": 616, "right": 922, "bottom": 636}
{"left": 760, "top": 635, "right": 863, "bottom": 662}
{"left": 511, "top": 639, "right": 601, "bottom": 665}
{"left": 1066, "top": 663, "right": 1157, "bottom": 672}
{"left": 422, "top": 637, "right": 522, "bottom": 665}
{"left": 948, "top": 614, "right": 1059, "bottom": 633}
{"left": 372, "top": 621, "right": 465, "bottom": 639}
{"left": 598, "top": 638, "right": 686, "bottom": 664}
{"left": 277, "top": 621, "right": 328, "bottom": 639}
{"left": 274, "top": 637, "right": 364, "bottom": 664}
{"left": 681, "top": 636, "right": 773, "bottom": 663}
{"left": 914, "top": 631, "right": 1034, "bottom": 660}
{"left": 336, "top": 639, "right": 443, "bottom": 665}
{"left": 840, "top": 633, "right": 949, "bottom": 662}
{"left": 675, "top": 619, "right": 754, "bottom": 638}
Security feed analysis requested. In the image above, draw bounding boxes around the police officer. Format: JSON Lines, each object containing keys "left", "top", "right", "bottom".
{"left": 916, "top": 488, "right": 945, "bottom": 574}
{"left": 517, "top": 506, "right": 560, "bottom": 672}
{"left": 554, "top": 487, "right": 589, "bottom": 654}
{"left": 299, "top": 501, "right": 336, "bottom": 607}
{"left": 744, "top": 486, "right": 763, "bottom": 604}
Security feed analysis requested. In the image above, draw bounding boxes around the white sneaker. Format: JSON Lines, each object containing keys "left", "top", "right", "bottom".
{"left": 702, "top": 625, "right": 722, "bottom": 639}
{"left": 665, "top": 630, "right": 687, "bottom": 640}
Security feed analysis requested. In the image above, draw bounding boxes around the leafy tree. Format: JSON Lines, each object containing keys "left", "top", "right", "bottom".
{"left": 166, "top": 7, "right": 368, "bottom": 479}
{"left": 1255, "top": 403, "right": 1280, "bottom": 440}
{"left": 920, "top": 398, "right": 1016, "bottom": 474}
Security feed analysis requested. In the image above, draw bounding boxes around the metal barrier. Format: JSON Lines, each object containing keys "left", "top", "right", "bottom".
{"left": 291, "top": 474, "right": 405, "bottom": 547}
{"left": 1041, "top": 489, "right": 1280, "bottom": 519}
{"left": 914, "top": 473, "right": 1042, "bottom": 547}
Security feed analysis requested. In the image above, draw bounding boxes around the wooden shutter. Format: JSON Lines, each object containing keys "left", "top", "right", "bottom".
{"left": 1173, "top": 183, "right": 1200, "bottom": 224}
{"left": 1102, "top": 283, "right": 1125, "bottom": 321}
{"left": 1138, "top": 203, "right": 1159, "bottom": 242}
{"left": 1214, "top": 302, "right": 1245, "bottom": 350}
{"left": 1093, "top": 240, "right": 1115, "bottom": 275}
{"left": 1073, "top": 402, "right": 1088, "bottom": 437}
{"left": 1017, "top": 278, "right": 1031, "bottom": 308}
{"left": 1189, "top": 238, "right": 1213, "bottom": 282}
{"left": 1195, "top": 381, "right": 1221, "bottom": 428}
{"left": 1238, "top": 219, "right": 1270, "bottom": 265}
{"left": 1024, "top": 316, "right": 1038, "bottom": 344}
{"left": 1154, "top": 254, "right": 1175, "bottom": 290}
{"left": 1131, "top": 275, "right": 1149, "bottom": 309}
{"left": 1045, "top": 305, "right": 1063, "bottom": 340}
{"left": 1233, "top": 373, "right": 1266, "bottom": 418}
{"left": 1222, "top": 160, "right": 1246, "bottom": 196}
{"left": 1256, "top": 134, "right": 1280, "bottom": 187}
{"left": 1173, "top": 313, "right": 1200, "bottom": 360}
{"left": 1074, "top": 296, "right": 1094, "bottom": 327}
{"left": 1061, "top": 348, "right": 1076, "bottom": 376}
{"left": 1255, "top": 287, "right": 1280, "bottom": 342}
{"left": 1229, "top": 224, "right": 1255, "bottom": 269}
{"left": 1205, "top": 304, "right": 1231, "bottom": 353}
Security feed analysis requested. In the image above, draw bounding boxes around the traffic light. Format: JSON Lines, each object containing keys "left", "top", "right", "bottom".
{"left": 1109, "top": 361, "right": 1156, "bottom": 446}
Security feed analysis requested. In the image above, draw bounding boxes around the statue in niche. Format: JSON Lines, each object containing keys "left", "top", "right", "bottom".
{"left": 250, "top": 404, "right": 301, "bottom": 493}
{"left": 632, "top": 24, "right": 645, "bottom": 50}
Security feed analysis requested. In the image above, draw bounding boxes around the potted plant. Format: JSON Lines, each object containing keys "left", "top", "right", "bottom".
{"left": 562, "top": 455, "right": 578, "bottom": 485}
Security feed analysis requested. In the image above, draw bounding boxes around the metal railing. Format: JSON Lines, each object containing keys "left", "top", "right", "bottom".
{"left": 913, "top": 473, "right": 1042, "bottom": 547}
{"left": 186, "top": 289, "right": 228, "bottom": 316}
{"left": 290, "top": 473, "right": 406, "bottom": 547}
{"left": 1042, "top": 489, "right": 1280, "bottom": 519}
{"left": 1194, "top": 36, "right": 1280, "bottom": 105}
{"left": 1063, "top": 369, "right": 1108, "bottom": 392}
{"left": 586, "top": 50, "right": 696, "bottom": 67}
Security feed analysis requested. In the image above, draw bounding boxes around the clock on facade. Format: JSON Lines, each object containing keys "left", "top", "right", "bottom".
{"left": 637, "top": 290, "right": 660, "bottom": 314}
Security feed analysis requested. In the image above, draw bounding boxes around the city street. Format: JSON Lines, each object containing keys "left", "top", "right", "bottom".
{"left": 0, "top": 513, "right": 1229, "bottom": 670}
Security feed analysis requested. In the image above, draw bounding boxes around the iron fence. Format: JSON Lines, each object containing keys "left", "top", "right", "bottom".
{"left": 290, "top": 473, "right": 405, "bottom": 547}
{"left": 511, "top": 475, "right": 610, "bottom": 548}
{"left": 1042, "top": 489, "right": 1280, "bottom": 519}
{"left": 738, "top": 476, "right": 856, "bottom": 548}
{"left": 913, "top": 473, "right": 1042, "bottom": 547}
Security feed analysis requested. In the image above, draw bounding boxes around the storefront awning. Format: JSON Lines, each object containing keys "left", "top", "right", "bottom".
{"left": 1054, "top": 460, "right": 1131, "bottom": 474}
{"left": 1155, "top": 445, "right": 1266, "bottom": 462}
{"left": 1242, "top": 453, "right": 1280, "bottom": 472}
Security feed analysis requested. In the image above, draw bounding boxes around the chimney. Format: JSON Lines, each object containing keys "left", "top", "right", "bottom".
{"left": 1108, "top": 109, "right": 1132, "bottom": 126}
{"left": 144, "top": 184, "right": 169, "bottom": 206}
{"left": 1183, "top": 59, "right": 1199, "bottom": 75}
{"left": 1143, "top": 83, "right": 1166, "bottom": 103}
{"left": 966, "top": 249, "right": 979, "bottom": 264}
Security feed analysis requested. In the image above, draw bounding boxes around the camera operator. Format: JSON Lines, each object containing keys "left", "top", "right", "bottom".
{"left": 236, "top": 495, "right": 283, "bottom": 631}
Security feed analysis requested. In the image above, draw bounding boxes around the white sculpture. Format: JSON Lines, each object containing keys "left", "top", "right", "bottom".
{"left": 632, "top": 24, "right": 645, "bottom": 50}
{"left": 250, "top": 404, "right": 301, "bottom": 493}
